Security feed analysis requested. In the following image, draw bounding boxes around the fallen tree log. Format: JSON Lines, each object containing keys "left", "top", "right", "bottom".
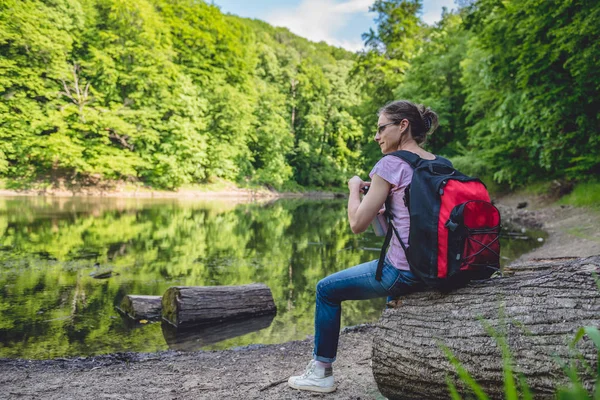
{"left": 161, "top": 314, "right": 275, "bottom": 351}
{"left": 162, "top": 283, "right": 276, "bottom": 328}
{"left": 372, "top": 256, "right": 600, "bottom": 400}
{"left": 117, "top": 295, "right": 162, "bottom": 320}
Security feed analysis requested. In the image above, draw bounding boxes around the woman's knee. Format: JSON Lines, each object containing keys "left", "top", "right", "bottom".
{"left": 316, "top": 277, "right": 336, "bottom": 303}
{"left": 316, "top": 277, "right": 327, "bottom": 297}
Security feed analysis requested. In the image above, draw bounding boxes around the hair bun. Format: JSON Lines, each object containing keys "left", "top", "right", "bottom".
{"left": 424, "top": 115, "right": 432, "bottom": 132}
{"left": 379, "top": 100, "right": 439, "bottom": 145}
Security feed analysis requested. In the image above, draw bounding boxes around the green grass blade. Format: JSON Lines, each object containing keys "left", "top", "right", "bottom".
{"left": 501, "top": 345, "right": 518, "bottom": 400}
{"left": 592, "top": 272, "right": 600, "bottom": 293}
{"left": 570, "top": 326, "right": 600, "bottom": 376}
{"left": 440, "top": 343, "right": 490, "bottom": 400}
{"left": 554, "top": 355, "right": 590, "bottom": 399}
{"left": 571, "top": 326, "right": 600, "bottom": 349}
{"left": 579, "top": 326, "right": 600, "bottom": 378}
{"left": 446, "top": 375, "right": 463, "bottom": 400}
{"left": 480, "top": 321, "right": 518, "bottom": 400}
{"left": 582, "top": 327, "right": 600, "bottom": 350}
{"left": 557, "top": 388, "right": 592, "bottom": 400}
{"left": 518, "top": 373, "right": 533, "bottom": 400}
{"left": 572, "top": 327, "right": 587, "bottom": 348}
{"left": 501, "top": 341, "right": 518, "bottom": 400}
{"left": 580, "top": 326, "right": 600, "bottom": 385}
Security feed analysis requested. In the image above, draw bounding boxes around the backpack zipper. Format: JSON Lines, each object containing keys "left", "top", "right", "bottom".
{"left": 439, "top": 180, "right": 448, "bottom": 195}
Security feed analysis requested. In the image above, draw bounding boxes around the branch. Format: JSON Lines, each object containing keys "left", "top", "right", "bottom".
{"left": 108, "top": 131, "right": 135, "bottom": 151}
{"left": 258, "top": 377, "right": 288, "bottom": 392}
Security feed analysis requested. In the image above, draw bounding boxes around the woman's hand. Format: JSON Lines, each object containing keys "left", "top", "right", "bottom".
{"left": 347, "top": 174, "right": 391, "bottom": 234}
{"left": 348, "top": 176, "right": 367, "bottom": 193}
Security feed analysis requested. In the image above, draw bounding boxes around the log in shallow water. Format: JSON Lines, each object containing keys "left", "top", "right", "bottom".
{"left": 372, "top": 256, "right": 600, "bottom": 400}
{"left": 162, "top": 283, "right": 277, "bottom": 328}
{"left": 118, "top": 295, "right": 162, "bottom": 320}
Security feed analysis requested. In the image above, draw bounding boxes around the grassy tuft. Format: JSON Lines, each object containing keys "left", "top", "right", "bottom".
{"left": 442, "top": 320, "right": 600, "bottom": 399}
{"left": 559, "top": 182, "right": 600, "bottom": 208}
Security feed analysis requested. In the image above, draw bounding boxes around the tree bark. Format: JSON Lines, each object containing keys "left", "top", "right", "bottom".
{"left": 118, "top": 295, "right": 162, "bottom": 320}
{"left": 161, "top": 283, "right": 277, "bottom": 328}
{"left": 372, "top": 256, "right": 600, "bottom": 400}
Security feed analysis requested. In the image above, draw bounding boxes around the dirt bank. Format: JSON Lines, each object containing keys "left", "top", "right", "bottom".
{"left": 0, "top": 197, "right": 598, "bottom": 400}
{"left": 0, "top": 182, "right": 339, "bottom": 200}
{"left": 496, "top": 194, "right": 600, "bottom": 261}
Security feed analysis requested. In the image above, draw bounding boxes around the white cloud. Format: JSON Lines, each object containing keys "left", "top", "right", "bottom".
{"left": 331, "top": 38, "right": 366, "bottom": 52}
{"left": 266, "top": 0, "right": 372, "bottom": 51}
{"left": 421, "top": 0, "right": 456, "bottom": 25}
{"left": 264, "top": 0, "right": 457, "bottom": 51}
{"left": 332, "top": 0, "right": 374, "bottom": 13}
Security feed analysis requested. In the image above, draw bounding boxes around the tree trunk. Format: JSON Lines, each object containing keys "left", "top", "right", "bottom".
{"left": 372, "top": 256, "right": 600, "bottom": 400}
{"left": 161, "top": 314, "right": 275, "bottom": 351}
{"left": 161, "top": 283, "right": 277, "bottom": 328}
{"left": 118, "top": 295, "right": 162, "bottom": 320}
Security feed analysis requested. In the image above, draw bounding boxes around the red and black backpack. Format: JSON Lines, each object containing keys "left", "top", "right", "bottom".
{"left": 376, "top": 150, "right": 501, "bottom": 290}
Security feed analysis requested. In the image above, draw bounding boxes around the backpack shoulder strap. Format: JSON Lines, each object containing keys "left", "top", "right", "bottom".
{"left": 389, "top": 151, "right": 454, "bottom": 169}
{"left": 387, "top": 150, "right": 421, "bottom": 169}
{"left": 434, "top": 155, "right": 453, "bottom": 168}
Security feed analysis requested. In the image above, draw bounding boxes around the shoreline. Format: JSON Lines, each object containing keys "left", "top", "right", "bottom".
{"left": 0, "top": 197, "right": 599, "bottom": 399}
{"left": 0, "top": 187, "right": 340, "bottom": 200}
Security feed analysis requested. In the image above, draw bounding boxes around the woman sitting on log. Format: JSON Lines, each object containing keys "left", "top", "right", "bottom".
{"left": 288, "top": 100, "right": 437, "bottom": 393}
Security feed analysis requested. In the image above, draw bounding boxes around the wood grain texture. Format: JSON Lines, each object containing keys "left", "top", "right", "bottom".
{"left": 118, "top": 295, "right": 162, "bottom": 320}
{"left": 161, "top": 283, "right": 277, "bottom": 328}
{"left": 372, "top": 256, "right": 600, "bottom": 400}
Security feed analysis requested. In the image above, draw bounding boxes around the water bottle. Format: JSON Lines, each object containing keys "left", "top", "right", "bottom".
{"left": 371, "top": 211, "right": 388, "bottom": 236}
{"left": 362, "top": 185, "right": 388, "bottom": 236}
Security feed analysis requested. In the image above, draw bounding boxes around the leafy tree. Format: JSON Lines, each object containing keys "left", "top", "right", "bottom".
{"left": 353, "top": 0, "right": 426, "bottom": 168}
{"left": 460, "top": 0, "right": 600, "bottom": 186}
{"left": 0, "top": 0, "right": 85, "bottom": 178}
{"left": 395, "top": 9, "right": 470, "bottom": 155}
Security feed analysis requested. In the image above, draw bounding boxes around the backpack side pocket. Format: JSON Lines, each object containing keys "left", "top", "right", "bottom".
{"left": 445, "top": 200, "right": 501, "bottom": 280}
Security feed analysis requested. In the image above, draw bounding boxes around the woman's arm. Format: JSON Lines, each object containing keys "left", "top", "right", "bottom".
{"left": 347, "top": 174, "right": 391, "bottom": 234}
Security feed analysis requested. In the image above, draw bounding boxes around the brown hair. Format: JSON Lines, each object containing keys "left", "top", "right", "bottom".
{"left": 378, "top": 100, "right": 439, "bottom": 145}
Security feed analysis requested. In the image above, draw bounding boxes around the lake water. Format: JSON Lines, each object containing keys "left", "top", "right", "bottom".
{"left": 0, "top": 196, "right": 545, "bottom": 359}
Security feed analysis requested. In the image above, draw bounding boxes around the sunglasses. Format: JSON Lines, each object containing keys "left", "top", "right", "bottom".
{"left": 377, "top": 121, "right": 399, "bottom": 134}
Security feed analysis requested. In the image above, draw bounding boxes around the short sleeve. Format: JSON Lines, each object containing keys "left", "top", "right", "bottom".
{"left": 369, "top": 156, "right": 412, "bottom": 188}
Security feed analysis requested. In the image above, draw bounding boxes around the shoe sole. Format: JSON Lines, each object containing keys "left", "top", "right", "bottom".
{"left": 288, "top": 382, "right": 336, "bottom": 393}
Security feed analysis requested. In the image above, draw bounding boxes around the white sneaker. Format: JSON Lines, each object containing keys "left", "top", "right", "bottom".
{"left": 288, "top": 360, "right": 336, "bottom": 393}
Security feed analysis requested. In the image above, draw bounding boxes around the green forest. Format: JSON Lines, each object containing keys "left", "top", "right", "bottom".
{"left": 0, "top": 0, "right": 598, "bottom": 191}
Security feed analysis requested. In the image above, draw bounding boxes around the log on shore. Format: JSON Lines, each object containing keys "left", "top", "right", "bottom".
{"left": 372, "top": 256, "right": 600, "bottom": 400}
{"left": 117, "top": 295, "right": 162, "bottom": 320}
{"left": 161, "top": 314, "right": 275, "bottom": 351}
{"left": 162, "top": 283, "right": 277, "bottom": 328}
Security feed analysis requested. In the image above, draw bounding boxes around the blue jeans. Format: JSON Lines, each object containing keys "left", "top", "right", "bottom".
{"left": 313, "top": 258, "right": 424, "bottom": 363}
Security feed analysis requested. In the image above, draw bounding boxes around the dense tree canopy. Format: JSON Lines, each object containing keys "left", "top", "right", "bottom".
{"left": 0, "top": 0, "right": 598, "bottom": 190}
{"left": 0, "top": 0, "right": 365, "bottom": 189}
{"left": 384, "top": 0, "right": 600, "bottom": 186}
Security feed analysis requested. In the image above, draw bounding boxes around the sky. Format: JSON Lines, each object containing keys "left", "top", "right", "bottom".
{"left": 210, "top": 0, "right": 457, "bottom": 51}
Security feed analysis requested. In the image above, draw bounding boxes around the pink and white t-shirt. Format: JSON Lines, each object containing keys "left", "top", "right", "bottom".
{"left": 369, "top": 156, "right": 413, "bottom": 271}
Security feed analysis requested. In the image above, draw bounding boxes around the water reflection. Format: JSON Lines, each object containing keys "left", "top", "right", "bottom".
{"left": 0, "top": 196, "right": 544, "bottom": 359}
{"left": 162, "top": 315, "right": 276, "bottom": 351}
